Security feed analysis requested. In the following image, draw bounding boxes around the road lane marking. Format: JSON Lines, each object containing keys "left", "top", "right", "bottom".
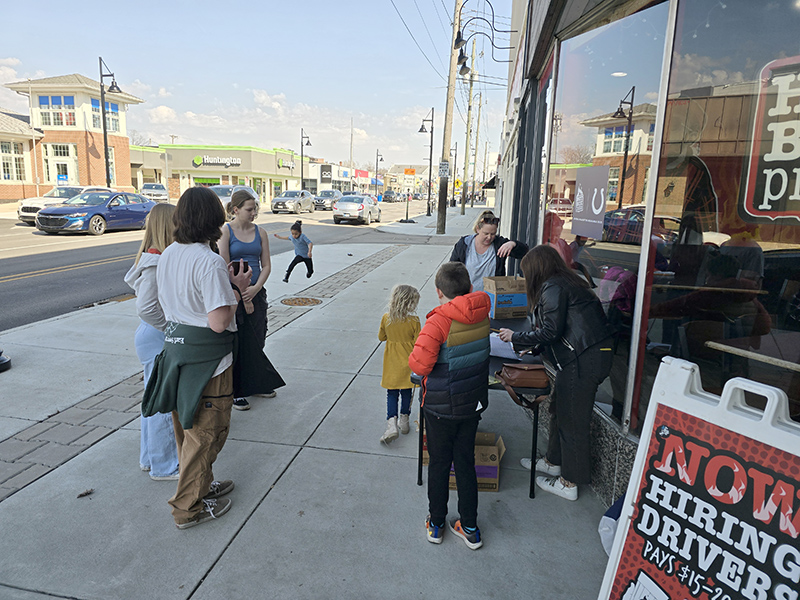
{"left": 0, "top": 254, "right": 136, "bottom": 283}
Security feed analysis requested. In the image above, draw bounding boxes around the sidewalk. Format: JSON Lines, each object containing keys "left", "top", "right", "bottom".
{"left": 0, "top": 207, "right": 611, "bottom": 600}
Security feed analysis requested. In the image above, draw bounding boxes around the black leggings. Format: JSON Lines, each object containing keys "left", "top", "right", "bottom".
{"left": 286, "top": 255, "right": 313, "bottom": 279}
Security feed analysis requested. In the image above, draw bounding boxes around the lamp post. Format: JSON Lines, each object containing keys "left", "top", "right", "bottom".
{"left": 374, "top": 149, "right": 383, "bottom": 198}
{"left": 450, "top": 143, "right": 458, "bottom": 207}
{"left": 612, "top": 86, "right": 635, "bottom": 210}
{"left": 300, "top": 128, "right": 311, "bottom": 191}
{"left": 99, "top": 57, "right": 122, "bottom": 188}
{"left": 419, "top": 108, "right": 434, "bottom": 217}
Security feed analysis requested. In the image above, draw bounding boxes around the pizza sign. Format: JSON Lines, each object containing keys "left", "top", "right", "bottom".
{"left": 744, "top": 55, "right": 800, "bottom": 222}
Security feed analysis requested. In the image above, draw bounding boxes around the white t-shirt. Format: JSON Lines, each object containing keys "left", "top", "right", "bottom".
{"left": 157, "top": 242, "right": 237, "bottom": 375}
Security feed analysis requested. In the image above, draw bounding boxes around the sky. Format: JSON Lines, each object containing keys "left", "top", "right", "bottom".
{"left": 0, "top": 0, "right": 514, "bottom": 175}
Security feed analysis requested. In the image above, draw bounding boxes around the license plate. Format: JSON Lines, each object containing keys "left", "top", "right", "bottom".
{"left": 343, "top": 213, "right": 350, "bottom": 217}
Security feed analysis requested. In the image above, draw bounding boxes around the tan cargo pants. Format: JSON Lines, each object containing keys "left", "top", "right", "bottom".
{"left": 168, "top": 366, "right": 233, "bottom": 524}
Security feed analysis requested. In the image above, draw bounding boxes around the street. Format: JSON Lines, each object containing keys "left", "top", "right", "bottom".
{"left": 0, "top": 198, "right": 443, "bottom": 332}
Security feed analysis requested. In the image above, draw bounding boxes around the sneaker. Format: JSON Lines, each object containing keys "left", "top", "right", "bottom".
{"left": 379, "top": 417, "right": 399, "bottom": 444}
{"left": 449, "top": 518, "right": 483, "bottom": 550}
{"left": 206, "top": 479, "right": 234, "bottom": 499}
{"left": 306, "top": 272, "right": 312, "bottom": 278}
{"left": 150, "top": 470, "right": 180, "bottom": 481}
{"left": 425, "top": 516, "right": 444, "bottom": 544}
{"left": 140, "top": 464, "right": 151, "bottom": 472}
{"left": 520, "top": 457, "right": 562, "bottom": 476}
{"left": 256, "top": 390, "right": 277, "bottom": 398}
{"left": 175, "top": 498, "right": 231, "bottom": 529}
{"left": 398, "top": 414, "right": 410, "bottom": 435}
{"left": 282, "top": 276, "right": 289, "bottom": 283}
{"left": 233, "top": 398, "right": 250, "bottom": 411}
{"left": 536, "top": 475, "right": 578, "bottom": 501}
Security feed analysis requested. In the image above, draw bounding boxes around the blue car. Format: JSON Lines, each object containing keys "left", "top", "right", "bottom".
{"left": 35, "top": 191, "right": 156, "bottom": 235}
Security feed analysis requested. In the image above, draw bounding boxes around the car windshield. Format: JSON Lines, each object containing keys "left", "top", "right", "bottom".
{"left": 142, "top": 184, "right": 165, "bottom": 191}
{"left": 43, "top": 187, "right": 82, "bottom": 199}
{"left": 64, "top": 192, "right": 113, "bottom": 206}
{"left": 319, "top": 191, "right": 336, "bottom": 197}
{"left": 209, "top": 186, "right": 233, "bottom": 198}
{"left": 280, "top": 191, "right": 301, "bottom": 198}
{"left": 340, "top": 197, "right": 365, "bottom": 202}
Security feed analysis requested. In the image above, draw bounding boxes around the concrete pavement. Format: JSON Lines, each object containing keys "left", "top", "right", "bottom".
{"left": 0, "top": 206, "right": 612, "bottom": 599}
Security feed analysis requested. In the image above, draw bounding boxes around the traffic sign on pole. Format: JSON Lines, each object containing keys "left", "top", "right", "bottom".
{"left": 439, "top": 160, "right": 449, "bottom": 178}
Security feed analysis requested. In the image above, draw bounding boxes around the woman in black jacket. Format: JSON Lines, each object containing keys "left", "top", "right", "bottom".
{"left": 450, "top": 210, "right": 529, "bottom": 291}
{"left": 498, "top": 245, "right": 614, "bottom": 501}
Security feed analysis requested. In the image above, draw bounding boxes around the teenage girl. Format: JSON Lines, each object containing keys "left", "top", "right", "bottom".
{"left": 124, "top": 203, "right": 180, "bottom": 480}
{"left": 274, "top": 221, "right": 313, "bottom": 282}
{"left": 219, "top": 190, "right": 274, "bottom": 411}
{"left": 378, "top": 284, "right": 421, "bottom": 444}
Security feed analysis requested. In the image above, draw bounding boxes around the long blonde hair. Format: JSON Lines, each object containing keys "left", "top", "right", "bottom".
{"left": 387, "top": 284, "right": 420, "bottom": 324}
{"left": 135, "top": 203, "right": 176, "bottom": 265}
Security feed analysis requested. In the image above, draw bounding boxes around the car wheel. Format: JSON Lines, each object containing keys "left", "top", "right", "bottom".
{"left": 272, "top": 210, "right": 279, "bottom": 214}
{"left": 294, "top": 204, "right": 301, "bottom": 214}
{"left": 601, "top": 230, "right": 608, "bottom": 242}
{"left": 375, "top": 210, "right": 381, "bottom": 223}
{"left": 309, "top": 203, "right": 315, "bottom": 213}
{"left": 44, "top": 230, "right": 58, "bottom": 235}
{"left": 88, "top": 215, "right": 107, "bottom": 236}
{"left": 365, "top": 212, "right": 371, "bottom": 225}
{"left": 334, "top": 218, "right": 341, "bottom": 224}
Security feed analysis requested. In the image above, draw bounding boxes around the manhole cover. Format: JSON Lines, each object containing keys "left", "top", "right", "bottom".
{"left": 281, "top": 297, "right": 322, "bottom": 307}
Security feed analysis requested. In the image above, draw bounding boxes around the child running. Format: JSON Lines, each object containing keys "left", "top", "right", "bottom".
{"left": 378, "top": 284, "right": 421, "bottom": 444}
{"left": 274, "top": 221, "right": 313, "bottom": 282}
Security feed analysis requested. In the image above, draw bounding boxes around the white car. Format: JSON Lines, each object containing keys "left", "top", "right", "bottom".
{"left": 17, "top": 186, "right": 113, "bottom": 225}
{"left": 140, "top": 183, "right": 169, "bottom": 202}
{"left": 333, "top": 195, "right": 381, "bottom": 225}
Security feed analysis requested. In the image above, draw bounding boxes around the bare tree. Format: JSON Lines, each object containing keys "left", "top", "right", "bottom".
{"left": 128, "top": 129, "right": 151, "bottom": 146}
{"left": 560, "top": 144, "right": 594, "bottom": 164}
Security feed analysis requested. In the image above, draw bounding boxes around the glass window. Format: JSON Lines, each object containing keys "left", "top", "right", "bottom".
{"left": 603, "top": 140, "right": 613, "bottom": 153}
{"left": 0, "top": 141, "right": 25, "bottom": 181}
{"left": 63, "top": 96, "right": 74, "bottom": 108}
{"left": 38, "top": 96, "right": 49, "bottom": 106}
{"left": 0, "top": 142, "right": 10, "bottom": 154}
{"left": 638, "top": 0, "right": 800, "bottom": 425}
{"left": 50, "top": 96, "right": 61, "bottom": 108}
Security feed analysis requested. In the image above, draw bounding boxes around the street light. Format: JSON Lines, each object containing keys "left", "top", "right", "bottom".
{"left": 418, "top": 108, "right": 434, "bottom": 217}
{"left": 374, "top": 149, "right": 383, "bottom": 198}
{"left": 300, "top": 128, "right": 311, "bottom": 191}
{"left": 99, "top": 57, "right": 122, "bottom": 188}
{"left": 611, "top": 86, "right": 635, "bottom": 210}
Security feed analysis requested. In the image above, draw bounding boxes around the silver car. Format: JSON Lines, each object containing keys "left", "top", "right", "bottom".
{"left": 17, "top": 185, "right": 112, "bottom": 224}
{"left": 140, "top": 183, "right": 169, "bottom": 203}
{"left": 272, "top": 190, "right": 315, "bottom": 214}
{"left": 208, "top": 184, "right": 261, "bottom": 212}
{"left": 333, "top": 195, "right": 381, "bottom": 225}
{"left": 314, "top": 189, "right": 342, "bottom": 210}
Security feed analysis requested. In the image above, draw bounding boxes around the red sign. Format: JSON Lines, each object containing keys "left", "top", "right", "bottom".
{"left": 743, "top": 55, "right": 800, "bottom": 223}
{"left": 355, "top": 169, "right": 369, "bottom": 179}
{"left": 606, "top": 402, "right": 800, "bottom": 600}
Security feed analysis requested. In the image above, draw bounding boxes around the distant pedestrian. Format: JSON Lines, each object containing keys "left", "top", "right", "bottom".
{"left": 409, "top": 262, "right": 491, "bottom": 550}
{"left": 219, "top": 189, "right": 275, "bottom": 411}
{"left": 142, "top": 186, "right": 252, "bottom": 529}
{"left": 378, "top": 284, "right": 421, "bottom": 444}
{"left": 124, "top": 203, "right": 180, "bottom": 481}
{"left": 274, "top": 220, "right": 313, "bottom": 282}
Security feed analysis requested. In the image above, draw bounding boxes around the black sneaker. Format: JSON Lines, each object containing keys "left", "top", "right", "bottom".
{"left": 282, "top": 276, "right": 289, "bottom": 283}
{"left": 306, "top": 272, "right": 312, "bottom": 278}
{"left": 175, "top": 498, "right": 231, "bottom": 529}
{"left": 449, "top": 518, "right": 483, "bottom": 550}
{"left": 233, "top": 398, "right": 250, "bottom": 411}
{"left": 206, "top": 479, "right": 234, "bottom": 499}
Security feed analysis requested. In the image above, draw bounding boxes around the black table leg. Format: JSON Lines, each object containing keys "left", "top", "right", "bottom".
{"left": 530, "top": 402, "right": 539, "bottom": 499}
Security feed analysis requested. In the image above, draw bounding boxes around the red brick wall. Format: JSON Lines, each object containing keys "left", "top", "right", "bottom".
{"left": 168, "top": 175, "right": 180, "bottom": 201}
{"left": 592, "top": 154, "right": 653, "bottom": 210}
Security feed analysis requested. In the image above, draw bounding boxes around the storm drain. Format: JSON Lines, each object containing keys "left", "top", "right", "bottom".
{"left": 280, "top": 297, "right": 323, "bottom": 307}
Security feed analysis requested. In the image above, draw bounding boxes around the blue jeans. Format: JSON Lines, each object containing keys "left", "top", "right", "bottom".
{"left": 135, "top": 321, "right": 179, "bottom": 477}
{"left": 386, "top": 388, "right": 412, "bottom": 419}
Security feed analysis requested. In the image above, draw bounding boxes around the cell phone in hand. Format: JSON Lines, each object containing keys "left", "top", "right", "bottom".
{"left": 232, "top": 260, "right": 249, "bottom": 276}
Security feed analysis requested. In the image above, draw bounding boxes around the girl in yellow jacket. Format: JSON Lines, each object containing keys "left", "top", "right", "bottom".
{"left": 378, "top": 284, "right": 421, "bottom": 444}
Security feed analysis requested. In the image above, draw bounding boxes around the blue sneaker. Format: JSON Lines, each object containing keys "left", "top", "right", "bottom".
{"left": 449, "top": 518, "right": 483, "bottom": 550}
{"left": 425, "top": 516, "right": 444, "bottom": 544}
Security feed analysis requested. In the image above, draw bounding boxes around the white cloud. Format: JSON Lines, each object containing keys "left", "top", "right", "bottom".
{"left": 157, "top": 87, "right": 171, "bottom": 98}
{"left": 670, "top": 53, "right": 745, "bottom": 92}
{"left": 147, "top": 105, "right": 177, "bottom": 124}
{"left": 0, "top": 58, "right": 21, "bottom": 68}
{"left": 645, "top": 91, "right": 659, "bottom": 101}
{"left": 125, "top": 79, "right": 151, "bottom": 99}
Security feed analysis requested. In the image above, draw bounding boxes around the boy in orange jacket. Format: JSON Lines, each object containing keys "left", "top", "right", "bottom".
{"left": 409, "top": 262, "right": 491, "bottom": 550}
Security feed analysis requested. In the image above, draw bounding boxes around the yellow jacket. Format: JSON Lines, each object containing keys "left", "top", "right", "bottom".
{"left": 378, "top": 313, "right": 420, "bottom": 390}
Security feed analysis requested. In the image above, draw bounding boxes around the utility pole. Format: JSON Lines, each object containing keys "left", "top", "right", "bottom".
{"left": 460, "top": 39, "right": 476, "bottom": 216}
{"left": 471, "top": 94, "right": 481, "bottom": 208}
{"left": 436, "top": 0, "right": 463, "bottom": 234}
{"left": 451, "top": 142, "right": 458, "bottom": 207}
{"left": 482, "top": 140, "right": 488, "bottom": 203}
{"left": 349, "top": 118, "right": 354, "bottom": 192}
{"left": 169, "top": 134, "right": 178, "bottom": 144}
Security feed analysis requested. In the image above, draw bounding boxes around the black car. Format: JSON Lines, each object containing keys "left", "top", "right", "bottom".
{"left": 383, "top": 190, "right": 397, "bottom": 202}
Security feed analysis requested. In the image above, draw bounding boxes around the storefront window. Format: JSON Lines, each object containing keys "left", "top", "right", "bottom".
{"left": 546, "top": 2, "right": 670, "bottom": 426}
{"left": 639, "top": 0, "right": 800, "bottom": 425}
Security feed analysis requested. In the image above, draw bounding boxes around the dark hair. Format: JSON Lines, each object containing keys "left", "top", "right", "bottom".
{"left": 173, "top": 187, "right": 226, "bottom": 244}
{"left": 227, "top": 189, "right": 256, "bottom": 216}
{"left": 435, "top": 262, "right": 471, "bottom": 299}
{"left": 290, "top": 220, "right": 302, "bottom": 233}
{"left": 520, "top": 245, "right": 589, "bottom": 308}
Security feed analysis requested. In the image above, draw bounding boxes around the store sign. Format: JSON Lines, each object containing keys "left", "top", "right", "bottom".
{"left": 404, "top": 168, "right": 416, "bottom": 176}
{"left": 192, "top": 155, "right": 242, "bottom": 168}
{"left": 600, "top": 359, "right": 800, "bottom": 600}
{"left": 743, "top": 55, "right": 800, "bottom": 222}
{"left": 355, "top": 169, "right": 369, "bottom": 179}
{"left": 572, "top": 165, "right": 609, "bottom": 239}
{"left": 277, "top": 158, "right": 295, "bottom": 169}
{"left": 321, "top": 164, "right": 332, "bottom": 183}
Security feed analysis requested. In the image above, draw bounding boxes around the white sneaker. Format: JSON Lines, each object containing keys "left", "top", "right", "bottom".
{"left": 380, "top": 417, "right": 399, "bottom": 444}
{"left": 520, "top": 458, "right": 562, "bottom": 476}
{"left": 536, "top": 475, "right": 578, "bottom": 501}
{"left": 398, "top": 414, "right": 410, "bottom": 434}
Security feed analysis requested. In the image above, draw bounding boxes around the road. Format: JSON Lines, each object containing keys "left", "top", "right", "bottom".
{"left": 0, "top": 199, "right": 442, "bottom": 332}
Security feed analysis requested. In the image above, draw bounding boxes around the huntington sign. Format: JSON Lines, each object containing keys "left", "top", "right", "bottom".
{"left": 743, "top": 55, "right": 800, "bottom": 222}
{"left": 192, "top": 155, "right": 242, "bottom": 168}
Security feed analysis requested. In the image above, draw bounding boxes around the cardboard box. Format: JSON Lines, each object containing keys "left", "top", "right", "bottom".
{"left": 422, "top": 431, "right": 506, "bottom": 492}
{"left": 483, "top": 276, "right": 527, "bottom": 319}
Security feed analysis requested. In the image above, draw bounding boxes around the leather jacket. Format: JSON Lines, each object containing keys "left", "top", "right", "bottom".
{"left": 511, "top": 274, "right": 614, "bottom": 370}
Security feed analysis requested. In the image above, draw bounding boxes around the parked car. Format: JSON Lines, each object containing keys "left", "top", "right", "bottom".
{"left": 17, "top": 186, "right": 112, "bottom": 225}
{"left": 272, "top": 190, "right": 315, "bottom": 214}
{"left": 140, "top": 183, "right": 169, "bottom": 203}
{"left": 342, "top": 191, "right": 359, "bottom": 196}
{"left": 382, "top": 190, "right": 397, "bottom": 203}
{"left": 413, "top": 193, "right": 422, "bottom": 200}
{"left": 603, "top": 206, "right": 680, "bottom": 245}
{"left": 35, "top": 190, "right": 155, "bottom": 235}
{"left": 548, "top": 197, "right": 573, "bottom": 217}
{"left": 333, "top": 195, "right": 381, "bottom": 225}
{"left": 314, "top": 189, "right": 342, "bottom": 210}
{"left": 208, "top": 184, "right": 260, "bottom": 212}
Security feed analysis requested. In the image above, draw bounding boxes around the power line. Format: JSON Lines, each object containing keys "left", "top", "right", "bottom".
{"left": 430, "top": 0, "right": 449, "bottom": 37}
{"left": 413, "top": 0, "right": 448, "bottom": 71}
{"left": 389, "top": 0, "right": 446, "bottom": 82}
